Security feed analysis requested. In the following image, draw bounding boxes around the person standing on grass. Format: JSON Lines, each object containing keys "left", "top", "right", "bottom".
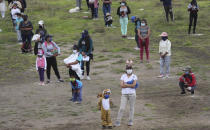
{"left": 0, "top": 0, "right": 7, "bottom": 19}
{"left": 15, "top": 13, "right": 23, "bottom": 43}
{"left": 65, "top": 45, "right": 83, "bottom": 80}
{"left": 76, "top": 0, "right": 82, "bottom": 10}
{"left": 160, "top": 0, "right": 174, "bottom": 22}
{"left": 179, "top": 66, "right": 197, "bottom": 95}
{"left": 89, "top": 0, "right": 98, "bottom": 19}
{"left": 69, "top": 75, "right": 83, "bottom": 104}
{"left": 86, "top": 0, "right": 90, "bottom": 10}
{"left": 117, "top": 2, "right": 131, "bottom": 38}
{"left": 11, "top": 3, "right": 21, "bottom": 26}
{"left": 157, "top": 32, "right": 171, "bottom": 78}
{"left": 78, "top": 30, "right": 93, "bottom": 80}
{"left": 42, "top": 35, "right": 64, "bottom": 84}
{"left": 115, "top": 65, "right": 137, "bottom": 127}
{"left": 138, "top": 19, "right": 150, "bottom": 63}
{"left": 19, "top": 15, "right": 33, "bottom": 53}
{"left": 131, "top": 16, "right": 141, "bottom": 50}
{"left": 17, "top": 0, "right": 26, "bottom": 13}
{"left": 36, "top": 50, "right": 47, "bottom": 86}
{"left": 102, "top": 0, "right": 112, "bottom": 25}
{"left": 188, "top": 0, "right": 199, "bottom": 34}
{"left": 34, "top": 20, "right": 47, "bottom": 55}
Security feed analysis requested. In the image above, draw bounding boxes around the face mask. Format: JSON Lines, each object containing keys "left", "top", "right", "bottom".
{"left": 104, "top": 94, "right": 110, "bottom": 99}
{"left": 70, "top": 78, "right": 76, "bottom": 82}
{"left": 185, "top": 71, "right": 189, "bottom": 75}
{"left": 39, "top": 25, "right": 43, "bottom": 28}
{"left": 38, "top": 55, "right": 43, "bottom": 58}
{"left": 49, "top": 37, "right": 53, "bottom": 42}
{"left": 126, "top": 69, "right": 133, "bottom": 74}
{"left": 141, "top": 23, "right": 146, "bottom": 26}
{"left": 162, "top": 37, "right": 168, "bottom": 41}
{"left": 73, "top": 50, "right": 77, "bottom": 53}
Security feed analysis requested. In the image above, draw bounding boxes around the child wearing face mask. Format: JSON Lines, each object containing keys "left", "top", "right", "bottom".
{"left": 179, "top": 66, "right": 197, "bottom": 95}
{"left": 69, "top": 75, "right": 83, "bottom": 104}
{"left": 158, "top": 32, "right": 171, "bottom": 78}
{"left": 36, "top": 50, "right": 47, "bottom": 86}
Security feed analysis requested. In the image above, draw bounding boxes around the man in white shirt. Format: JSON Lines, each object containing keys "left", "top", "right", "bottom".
{"left": 158, "top": 32, "right": 171, "bottom": 78}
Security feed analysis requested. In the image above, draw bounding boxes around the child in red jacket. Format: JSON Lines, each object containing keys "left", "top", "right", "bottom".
{"left": 179, "top": 66, "right": 197, "bottom": 95}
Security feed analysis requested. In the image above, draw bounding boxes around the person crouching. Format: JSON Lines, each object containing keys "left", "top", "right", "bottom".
{"left": 179, "top": 66, "right": 197, "bottom": 95}
{"left": 70, "top": 75, "right": 83, "bottom": 104}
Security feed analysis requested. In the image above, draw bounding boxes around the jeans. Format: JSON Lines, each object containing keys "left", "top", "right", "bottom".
{"left": 179, "top": 81, "right": 196, "bottom": 93}
{"left": 189, "top": 13, "right": 197, "bottom": 34}
{"left": 46, "top": 57, "right": 61, "bottom": 80}
{"left": 160, "top": 56, "right": 171, "bottom": 75}
{"left": 81, "top": 60, "right": 90, "bottom": 76}
{"left": 94, "top": 7, "right": 98, "bottom": 18}
{"left": 139, "top": 37, "right": 150, "bottom": 61}
{"left": 120, "top": 17, "right": 128, "bottom": 35}
{"left": 76, "top": 0, "right": 82, "bottom": 9}
{"left": 73, "top": 87, "right": 82, "bottom": 102}
{"left": 164, "top": 5, "right": 174, "bottom": 22}
{"left": 38, "top": 68, "right": 45, "bottom": 82}
{"left": 103, "top": 4, "right": 111, "bottom": 22}
{"left": 116, "top": 93, "right": 136, "bottom": 124}
{"left": 135, "top": 34, "right": 140, "bottom": 48}
{"left": 16, "top": 30, "right": 22, "bottom": 42}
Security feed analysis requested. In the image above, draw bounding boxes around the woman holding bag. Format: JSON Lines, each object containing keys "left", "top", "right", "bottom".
{"left": 42, "top": 35, "right": 64, "bottom": 84}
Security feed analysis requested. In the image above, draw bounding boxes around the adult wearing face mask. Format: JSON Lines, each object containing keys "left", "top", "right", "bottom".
{"left": 117, "top": 2, "right": 131, "bottom": 38}
{"left": 19, "top": 15, "right": 33, "bottom": 53}
{"left": 65, "top": 45, "right": 83, "bottom": 80}
{"left": 115, "top": 65, "right": 137, "bottom": 127}
{"left": 34, "top": 20, "right": 48, "bottom": 55}
{"left": 138, "top": 19, "right": 150, "bottom": 63}
{"left": 179, "top": 66, "right": 197, "bottom": 95}
{"left": 78, "top": 30, "right": 93, "bottom": 80}
{"left": 42, "top": 35, "right": 64, "bottom": 84}
{"left": 157, "top": 32, "right": 171, "bottom": 78}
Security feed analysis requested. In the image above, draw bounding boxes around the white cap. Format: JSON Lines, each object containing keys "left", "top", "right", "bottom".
{"left": 38, "top": 20, "right": 44, "bottom": 25}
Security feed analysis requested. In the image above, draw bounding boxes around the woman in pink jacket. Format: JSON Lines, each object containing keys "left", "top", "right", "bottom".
{"left": 36, "top": 50, "right": 47, "bottom": 85}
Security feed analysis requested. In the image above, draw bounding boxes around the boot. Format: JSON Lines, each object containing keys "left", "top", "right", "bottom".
{"left": 188, "top": 26, "right": 191, "bottom": 34}
{"left": 193, "top": 27, "right": 196, "bottom": 34}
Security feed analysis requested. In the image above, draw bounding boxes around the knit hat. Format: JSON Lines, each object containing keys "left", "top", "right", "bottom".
{"left": 38, "top": 20, "right": 44, "bottom": 25}
{"left": 103, "top": 89, "right": 111, "bottom": 94}
{"left": 159, "top": 32, "right": 168, "bottom": 37}
{"left": 183, "top": 66, "right": 192, "bottom": 71}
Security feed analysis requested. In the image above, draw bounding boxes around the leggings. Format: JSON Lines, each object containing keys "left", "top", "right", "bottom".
{"left": 46, "top": 57, "right": 61, "bottom": 80}
{"left": 188, "top": 13, "right": 197, "bottom": 34}
{"left": 81, "top": 60, "right": 90, "bottom": 76}
{"left": 139, "top": 37, "right": 149, "bottom": 61}
{"left": 164, "top": 5, "right": 174, "bottom": 22}
{"left": 86, "top": 0, "right": 90, "bottom": 9}
{"left": 38, "top": 68, "right": 45, "bottom": 82}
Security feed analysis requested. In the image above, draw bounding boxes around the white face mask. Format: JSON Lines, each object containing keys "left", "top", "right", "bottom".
{"left": 73, "top": 50, "right": 77, "bottom": 53}
{"left": 141, "top": 23, "right": 146, "bottom": 26}
{"left": 126, "top": 69, "right": 133, "bottom": 74}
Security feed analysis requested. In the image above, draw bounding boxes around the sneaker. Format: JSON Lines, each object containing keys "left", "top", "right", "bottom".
{"left": 57, "top": 79, "right": 64, "bottom": 82}
{"left": 165, "top": 74, "right": 169, "bottom": 78}
{"left": 181, "top": 91, "right": 186, "bottom": 94}
{"left": 87, "top": 76, "right": 91, "bottom": 80}
{"left": 102, "top": 125, "right": 106, "bottom": 129}
{"left": 114, "top": 121, "right": 120, "bottom": 127}
{"left": 39, "top": 82, "right": 42, "bottom": 85}
{"left": 46, "top": 80, "right": 50, "bottom": 84}
{"left": 157, "top": 75, "right": 164, "bottom": 78}
{"left": 41, "top": 82, "right": 45, "bottom": 86}
{"left": 134, "top": 47, "right": 140, "bottom": 50}
{"left": 81, "top": 75, "right": 84, "bottom": 80}
{"left": 128, "top": 121, "right": 133, "bottom": 126}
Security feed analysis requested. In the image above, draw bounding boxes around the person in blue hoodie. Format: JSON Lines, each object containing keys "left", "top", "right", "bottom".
{"left": 70, "top": 75, "right": 83, "bottom": 104}
{"left": 160, "top": 0, "right": 174, "bottom": 22}
{"left": 78, "top": 30, "right": 93, "bottom": 80}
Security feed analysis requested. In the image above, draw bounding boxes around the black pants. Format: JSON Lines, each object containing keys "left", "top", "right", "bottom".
{"left": 135, "top": 34, "right": 140, "bottom": 48}
{"left": 164, "top": 6, "right": 174, "bottom": 22}
{"left": 21, "top": 34, "right": 32, "bottom": 52}
{"left": 86, "top": 0, "right": 90, "bottom": 9}
{"left": 89, "top": 3, "right": 94, "bottom": 18}
{"left": 46, "top": 57, "right": 61, "bottom": 80}
{"left": 69, "top": 68, "right": 80, "bottom": 80}
{"left": 188, "top": 13, "right": 197, "bottom": 34}
{"left": 179, "top": 81, "right": 195, "bottom": 94}
{"left": 81, "top": 60, "right": 90, "bottom": 76}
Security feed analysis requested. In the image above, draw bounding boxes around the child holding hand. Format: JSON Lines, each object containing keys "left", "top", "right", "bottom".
{"left": 36, "top": 50, "right": 47, "bottom": 85}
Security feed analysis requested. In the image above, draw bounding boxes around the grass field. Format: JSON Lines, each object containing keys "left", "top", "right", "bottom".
{"left": 0, "top": 0, "right": 210, "bottom": 129}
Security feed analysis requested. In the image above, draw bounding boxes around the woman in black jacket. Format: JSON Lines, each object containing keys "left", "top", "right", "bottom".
{"left": 188, "top": 0, "right": 199, "bottom": 34}
{"left": 117, "top": 1, "right": 131, "bottom": 38}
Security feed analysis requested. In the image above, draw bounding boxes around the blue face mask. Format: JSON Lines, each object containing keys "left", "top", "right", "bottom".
{"left": 185, "top": 71, "right": 189, "bottom": 75}
{"left": 49, "top": 37, "right": 53, "bottom": 42}
{"left": 104, "top": 94, "right": 110, "bottom": 99}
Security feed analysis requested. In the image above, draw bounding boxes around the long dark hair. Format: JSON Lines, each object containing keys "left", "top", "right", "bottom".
{"left": 191, "top": 0, "right": 197, "bottom": 6}
{"left": 79, "top": 35, "right": 91, "bottom": 52}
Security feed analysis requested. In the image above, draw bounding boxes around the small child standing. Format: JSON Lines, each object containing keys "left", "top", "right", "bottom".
{"left": 105, "top": 13, "right": 113, "bottom": 27}
{"left": 70, "top": 75, "right": 83, "bottom": 104}
{"left": 36, "top": 50, "right": 47, "bottom": 85}
{"left": 15, "top": 13, "right": 23, "bottom": 43}
{"left": 98, "top": 89, "right": 113, "bottom": 129}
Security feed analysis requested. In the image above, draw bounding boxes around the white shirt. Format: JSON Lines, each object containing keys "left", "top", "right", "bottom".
{"left": 102, "top": 98, "right": 110, "bottom": 110}
{"left": 120, "top": 74, "right": 137, "bottom": 95}
{"left": 159, "top": 39, "right": 171, "bottom": 56}
{"left": 11, "top": 8, "right": 21, "bottom": 20}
